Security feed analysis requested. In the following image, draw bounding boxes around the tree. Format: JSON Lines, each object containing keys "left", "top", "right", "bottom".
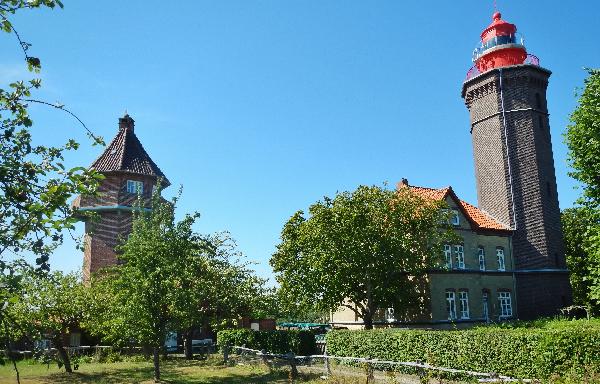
{"left": 562, "top": 207, "right": 599, "bottom": 315}
{"left": 564, "top": 69, "right": 600, "bottom": 312}
{"left": 565, "top": 69, "right": 600, "bottom": 208}
{"left": 0, "top": 1, "right": 102, "bottom": 377}
{"left": 270, "top": 185, "right": 455, "bottom": 330}
{"left": 85, "top": 190, "right": 267, "bottom": 380}
{"left": 5, "top": 270, "right": 85, "bottom": 373}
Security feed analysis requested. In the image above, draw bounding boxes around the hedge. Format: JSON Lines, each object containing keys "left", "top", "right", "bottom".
{"left": 217, "top": 329, "right": 317, "bottom": 356}
{"left": 326, "top": 323, "right": 600, "bottom": 379}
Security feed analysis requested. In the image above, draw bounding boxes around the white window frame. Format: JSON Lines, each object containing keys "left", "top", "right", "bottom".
{"left": 385, "top": 308, "right": 396, "bottom": 323}
{"left": 451, "top": 209, "right": 460, "bottom": 225}
{"left": 459, "top": 291, "right": 470, "bottom": 319}
{"left": 482, "top": 291, "right": 489, "bottom": 321}
{"left": 446, "top": 291, "right": 457, "bottom": 320}
{"left": 444, "top": 244, "right": 452, "bottom": 269}
{"left": 498, "top": 291, "right": 513, "bottom": 318}
{"left": 127, "top": 180, "right": 144, "bottom": 194}
{"left": 478, "top": 247, "right": 486, "bottom": 271}
{"left": 454, "top": 244, "right": 465, "bottom": 269}
{"left": 496, "top": 248, "right": 506, "bottom": 271}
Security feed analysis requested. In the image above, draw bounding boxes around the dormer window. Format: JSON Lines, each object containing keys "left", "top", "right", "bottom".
{"left": 451, "top": 209, "right": 460, "bottom": 226}
{"left": 127, "top": 180, "right": 144, "bottom": 194}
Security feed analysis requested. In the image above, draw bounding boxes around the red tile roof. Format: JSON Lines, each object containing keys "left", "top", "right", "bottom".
{"left": 90, "top": 116, "right": 170, "bottom": 185}
{"left": 400, "top": 183, "right": 511, "bottom": 232}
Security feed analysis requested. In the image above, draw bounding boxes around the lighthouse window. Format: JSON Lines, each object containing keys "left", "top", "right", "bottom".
{"left": 535, "top": 93, "right": 542, "bottom": 109}
{"left": 546, "top": 181, "right": 551, "bottom": 197}
{"left": 127, "top": 180, "right": 144, "bottom": 194}
{"left": 538, "top": 115, "right": 544, "bottom": 131}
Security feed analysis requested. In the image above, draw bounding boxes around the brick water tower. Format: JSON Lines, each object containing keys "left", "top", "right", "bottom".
{"left": 461, "top": 12, "right": 572, "bottom": 319}
{"left": 73, "top": 114, "right": 170, "bottom": 281}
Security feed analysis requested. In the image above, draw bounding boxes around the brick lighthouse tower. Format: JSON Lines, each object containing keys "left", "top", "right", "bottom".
{"left": 74, "top": 114, "right": 169, "bottom": 281}
{"left": 461, "top": 12, "right": 572, "bottom": 318}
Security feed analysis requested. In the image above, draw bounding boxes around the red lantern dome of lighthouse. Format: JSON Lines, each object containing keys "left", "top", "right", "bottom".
{"left": 466, "top": 11, "right": 539, "bottom": 80}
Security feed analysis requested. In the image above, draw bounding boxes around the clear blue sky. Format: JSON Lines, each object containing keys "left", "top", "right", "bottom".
{"left": 1, "top": 1, "right": 598, "bottom": 281}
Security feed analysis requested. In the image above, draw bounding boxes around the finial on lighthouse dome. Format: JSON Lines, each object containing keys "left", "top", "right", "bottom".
{"left": 492, "top": 11, "right": 501, "bottom": 21}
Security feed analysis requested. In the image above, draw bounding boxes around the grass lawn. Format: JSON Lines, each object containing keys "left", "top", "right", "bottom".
{"left": 0, "top": 358, "right": 329, "bottom": 384}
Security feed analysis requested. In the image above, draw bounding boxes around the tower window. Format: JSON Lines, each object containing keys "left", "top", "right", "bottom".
{"left": 555, "top": 253, "right": 561, "bottom": 268}
{"left": 538, "top": 115, "right": 544, "bottom": 131}
{"left": 535, "top": 93, "right": 542, "bottom": 109}
{"left": 546, "top": 181, "right": 552, "bottom": 197}
{"left": 127, "top": 180, "right": 144, "bottom": 194}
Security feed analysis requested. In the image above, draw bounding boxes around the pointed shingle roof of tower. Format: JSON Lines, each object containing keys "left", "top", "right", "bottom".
{"left": 90, "top": 114, "right": 170, "bottom": 186}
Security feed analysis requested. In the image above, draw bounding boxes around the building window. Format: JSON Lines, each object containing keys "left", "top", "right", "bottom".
{"left": 546, "top": 181, "right": 552, "bottom": 197}
{"left": 385, "top": 308, "right": 396, "bottom": 323}
{"left": 454, "top": 245, "right": 465, "bottom": 269}
{"left": 446, "top": 291, "right": 457, "bottom": 320}
{"left": 482, "top": 291, "right": 490, "bottom": 321}
{"left": 127, "top": 180, "right": 144, "bottom": 194}
{"left": 459, "top": 291, "right": 470, "bottom": 319}
{"left": 498, "top": 291, "right": 513, "bottom": 318}
{"left": 451, "top": 209, "right": 460, "bottom": 226}
{"left": 535, "top": 93, "right": 542, "bottom": 109}
{"left": 496, "top": 247, "right": 506, "bottom": 271}
{"left": 444, "top": 244, "right": 452, "bottom": 269}
{"left": 478, "top": 247, "right": 486, "bottom": 271}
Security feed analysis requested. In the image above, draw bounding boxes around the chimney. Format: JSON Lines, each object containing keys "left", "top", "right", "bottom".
{"left": 397, "top": 178, "right": 409, "bottom": 189}
{"left": 118, "top": 113, "right": 135, "bottom": 132}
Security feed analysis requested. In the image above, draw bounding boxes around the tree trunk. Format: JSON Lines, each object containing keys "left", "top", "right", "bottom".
{"left": 184, "top": 328, "right": 193, "bottom": 359}
{"left": 363, "top": 312, "right": 374, "bottom": 330}
{"left": 153, "top": 346, "right": 161, "bottom": 382}
{"left": 54, "top": 336, "right": 72, "bottom": 373}
{"left": 364, "top": 280, "right": 374, "bottom": 330}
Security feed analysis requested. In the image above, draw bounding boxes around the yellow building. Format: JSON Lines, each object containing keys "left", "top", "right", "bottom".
{"left": 330, "top": 179, "right": 516, "bottom": 329}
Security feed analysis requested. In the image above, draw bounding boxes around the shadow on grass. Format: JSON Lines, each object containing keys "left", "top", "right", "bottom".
{"left": 41, "top": 359, "right": 322, "bottom": 384}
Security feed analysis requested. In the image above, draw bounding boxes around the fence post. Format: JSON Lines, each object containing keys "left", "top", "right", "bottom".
{"left": 324, "top": 345, "right": 331, "bottom": 376}
{"left": 365, "top": 356, "right": 374, "bottom": 384}
{"left": 222, "top": 345, "right": 229, "bottom": 364}
{"left": 416, "top": 360, "right": 426, "bottom": 383}
{"left": 286, "top": 352, "right": 298, "bottom": 381}
{"left": 260, "top": 349, "right": 272, "bottom": 372}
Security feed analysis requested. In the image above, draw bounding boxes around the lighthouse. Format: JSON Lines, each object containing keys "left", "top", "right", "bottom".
{"left": 461, "top": 12, "right": 572, "bottom": 318}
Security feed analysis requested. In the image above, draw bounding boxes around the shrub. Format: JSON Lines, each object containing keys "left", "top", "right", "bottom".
{"left": 217, "top": 329, "right": 317, "bottom": 355}
{"left": 326, "top": 321, "right": 600, "bottom": 380}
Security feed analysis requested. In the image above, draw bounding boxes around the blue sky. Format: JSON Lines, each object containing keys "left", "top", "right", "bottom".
{"left": 2, "top": 1, "right": 598, "bottom": 281}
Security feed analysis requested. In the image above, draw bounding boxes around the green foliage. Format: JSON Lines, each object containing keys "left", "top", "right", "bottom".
{"left": 561, "top": 207, "right": 599, "bottom": 314}
{"left": 84, "top": 189, "right": 269, "bottom": 379}
{"left": 565, "top": 69, "right": 600, "bottom": 207}
{"left": 271, "top": 185, "right": 456, "bottom": 329}
{"left": 564, "top": 69, "right": 600, "bottom": 311}
{"left": 0, "top": 0, "right": 102, "bottom": 371}
{"left": 217, "top": 329, "right": 317, "bottom": 355}
{"left": 326, "top": 322, "right": 600, "bottom": 379}
{"left": 3, "top": 269, "right": 85, "bottom": 373}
